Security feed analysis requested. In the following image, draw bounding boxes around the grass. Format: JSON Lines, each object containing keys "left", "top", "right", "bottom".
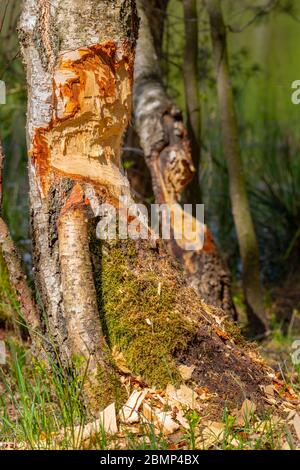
{"left": 0, "top": 341, "right": 87, "bottom": 449}
{"left": 0, "top": 339, "right": 170, "bottom": 450}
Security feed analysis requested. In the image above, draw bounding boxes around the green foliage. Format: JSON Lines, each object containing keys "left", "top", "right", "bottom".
{"left": 164, "top": 0, "right": 300, "bottom": 281}
{"left": 185, "top": 409, "right": 201, "bottom": 450}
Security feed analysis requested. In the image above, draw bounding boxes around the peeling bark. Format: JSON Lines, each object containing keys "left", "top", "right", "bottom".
{"left": 134, "top": 0, "right": 236, "bottom": 318}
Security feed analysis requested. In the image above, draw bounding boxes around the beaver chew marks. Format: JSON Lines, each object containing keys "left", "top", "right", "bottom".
{"left": 31, "top": 41, "right": 132, "bottom": 197}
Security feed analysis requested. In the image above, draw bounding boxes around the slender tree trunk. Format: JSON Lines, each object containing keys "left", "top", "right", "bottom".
{"left": 206, "top": 0, "right": 267, "bottom": 334}
{"left": 183, "top": 0, "right": 202, "bottom": 204}
{"left": 0, "top": 140, "right": 40, "bottom": 335}
{"left": 17, "top": 0, "right": 273, "bottom": 417}
{"left": 134, "top": 0, "right": 236, "bottom": 318}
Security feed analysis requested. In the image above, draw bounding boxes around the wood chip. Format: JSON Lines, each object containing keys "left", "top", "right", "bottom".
{"left": 119, "top": 389, "right": 147, "bottom": 424}
{"left": 230, "top": 437, "right": 241, "bottom": 448}
{"left": 178, "top": 365, "right": 195, "bottom": 381}
{"left": 263, "top": 396, "right": 277, "bottom": 405}
{"left": 142, "top": 402, "right": 179, "bottom": 435}
{"left": 281, "top": 440, "right": 293, "bottom": 450}
{"left": 71, "top": 402, "right": 118, "bottom": 443}
{"left": 213, "top": 326, "right": 230, "bottom": 341}
{"left": 174, "top": 408, "right": 189, "bottom": 429}
{"left": 199, "top": 421, "right": 225, "bottom": 448}
{"left": 281, "top": 401, "right": 296, "bottom": 410}
{"left": 166, "top": 384, "right": 198, "bottom": 409}
{"left": 234, "top": 399, "right": 256, "bottom": 426}
{"left": 261, "top": 384, "right": 275, "bottom": 398}
{"left": 287, "top": 410, "right": 296, "bottom": 421}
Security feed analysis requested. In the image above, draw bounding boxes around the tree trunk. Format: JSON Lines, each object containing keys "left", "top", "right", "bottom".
{"left": 18, "top": 0, "right": 272, "bottom": 417}
{"left": 183, "top": 0, "right": 202, "bottom": 205}
{"left": 206, "top": 0, "right": 267, "bottom": 335}
{"left": 134, "top": 0, "right": 236, "bottom": 319}
{"left": 0, "top": 140, "right": 40, "bottom": 337}
{"left": 19, "top": 0, "right": 139, "bottom": 411}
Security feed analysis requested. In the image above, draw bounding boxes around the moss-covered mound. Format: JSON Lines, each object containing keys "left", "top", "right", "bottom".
{"left": 98, "top": 239, "right": 272, "bottom": 411}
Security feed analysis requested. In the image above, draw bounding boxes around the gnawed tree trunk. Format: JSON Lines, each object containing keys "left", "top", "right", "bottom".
{"left": 18, "top": 0, "right": 139, "bottom": 411}
{"left": 205, "top": 0, "right": 267, "bottom": 335}
{"left": 18, "top": 0, "right": 273, "bottom": 417}
{"left": 134, "top": 0, "right": 236, "bottom": 319}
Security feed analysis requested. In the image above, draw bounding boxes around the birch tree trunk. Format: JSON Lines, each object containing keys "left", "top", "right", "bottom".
{"left": 205, "top": 0, "right": 267, "bottom": 335}
{"left": 19, "top": 0, "right": 139, "bottom": 411}
{"left": 18, "top": 0, "right": 272, "bottom": 416}
{"left": 134, "top": 0, "right": 236, "bottom": 319}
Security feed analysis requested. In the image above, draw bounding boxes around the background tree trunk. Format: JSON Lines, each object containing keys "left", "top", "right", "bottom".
{"left": 183, "top": 0, "right": 202, "bottom": 205}
{"left": 206, "top": 0, "right": 267, "bottom": 335}
{"left": 134, "top": 0, "right": 236, "bottom": 319}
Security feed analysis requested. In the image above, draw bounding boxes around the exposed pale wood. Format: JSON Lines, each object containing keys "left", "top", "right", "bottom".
{"left": 166, "top": 384, "right": 199, "bottom": 410}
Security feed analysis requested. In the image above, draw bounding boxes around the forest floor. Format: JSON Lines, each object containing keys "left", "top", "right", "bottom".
{"left": 0, "top": 324, "right": 299, "bottom": 450}
{"left": 0, "top": 271, "right": 300, "bottom": 450}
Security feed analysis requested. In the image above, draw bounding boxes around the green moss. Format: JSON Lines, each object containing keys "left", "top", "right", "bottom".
{"left": 223, "top": 318, "right": 245, "bottom": 345}
{"left": 71, "top": 346, "right": 125, "bottom": 413}
{"left": 95, "top": 362, "right": 126, "bottom": 411}
{"left": 99, "top": 239, "right": 194, "bottom": 388}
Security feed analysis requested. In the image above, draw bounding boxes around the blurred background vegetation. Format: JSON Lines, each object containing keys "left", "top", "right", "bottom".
{"left": 1, "top": 0, "right": 300, "bottom": 331}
